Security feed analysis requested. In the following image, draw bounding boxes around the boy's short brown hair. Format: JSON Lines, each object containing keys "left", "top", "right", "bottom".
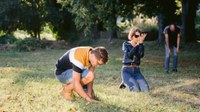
{"left": 91, "top": 47, "right": 108, "bottom": 64}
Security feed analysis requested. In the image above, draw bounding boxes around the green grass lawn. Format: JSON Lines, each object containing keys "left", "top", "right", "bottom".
{"left": 0, "top": 39, "right": 200, "bottom": 112}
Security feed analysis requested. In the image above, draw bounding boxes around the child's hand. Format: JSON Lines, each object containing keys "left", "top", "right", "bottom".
{"left": 138, "top": 33, "right": 147, "bottom": 44}
{"left": 131, "top": 40, "right": 137, "bottom": 47}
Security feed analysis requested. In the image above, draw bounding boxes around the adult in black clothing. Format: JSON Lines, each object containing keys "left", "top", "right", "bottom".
{"left": 164, "top": 24, "right": 181, "bottom": 73}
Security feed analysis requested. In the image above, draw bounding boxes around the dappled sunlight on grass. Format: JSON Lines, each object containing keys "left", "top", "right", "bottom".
{"left": 0, "top": 41, "right": 200, "bottom": 111}
{"left": 0, "top": 67, "right": 30, "bottom": 77}
{"left": 150, "top": 79, "right": 200, "bottom": 110}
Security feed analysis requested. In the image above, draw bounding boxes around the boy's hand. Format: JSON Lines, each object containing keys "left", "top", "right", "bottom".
{"left": 86, "top": 97, "right": 100, "bottom": 103}
{"left": 87, "top": 92, "right": 94, "bottom": 98}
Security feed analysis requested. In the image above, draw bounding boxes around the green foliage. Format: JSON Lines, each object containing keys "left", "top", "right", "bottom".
{"left": 0, "top": 0, "right": 21, "bottom": 34}
{"left": 45, "top": 1, "right": 78, "bottom": 41}
{"left": 0, "top": 0, "right": 198, "bottom": 42}
{"left": 60, "top": 0, "right": 99, "bottom": 38}
{"left": 58, "top": 0, "right": 135, "bottom": 39}
{"left": 195, "top": 13, "right": 200, "bottom": 39}
{"left": 18, "top": 0, "right": 47, "bottom": 39}
{"left": 118, "top": 15, "right": 158, "bottom": 41}
{"left": 15, "top": 38, "right": 46, "bottom": 51}
{"left": 0, "top": 35, "right": 17, "bottom": 44}
{"left": 196, "top": 13, "right": 200, "bottom": 25}
{"left": 67, "top": 32, "right": 81, "bottom": 43}
{"left": 139, "top": 0, "right": 180, "bottom": 24}
{"left": 78, "top": 39, "right": 93, "bottom": 46}
{"left": 131, "top": 15, "right": 158, "bottom": 31}
{"left": 175, "top": 0, "right": 182, "bottom": 15}
{"left": 0, "top": 31, "right": 5, "bottom": 36}
{"left": 0, "top": 0, "right": 49, "bottom": 38}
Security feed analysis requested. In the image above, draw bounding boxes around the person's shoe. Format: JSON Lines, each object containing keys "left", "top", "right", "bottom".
{"left": 119, "top": 82, "right": 126, "bottom": 89}
{"left": 172, "top": 69, "right": 178, "bottom": 72}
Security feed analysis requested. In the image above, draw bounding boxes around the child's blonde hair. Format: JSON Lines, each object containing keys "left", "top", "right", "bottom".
{"left": 128, "top": 28, "right": 141, "bottom": 40}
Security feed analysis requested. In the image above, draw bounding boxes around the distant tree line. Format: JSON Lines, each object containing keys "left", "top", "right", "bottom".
{"left": 0, "top": 0, "right": 199, "bottom": 43}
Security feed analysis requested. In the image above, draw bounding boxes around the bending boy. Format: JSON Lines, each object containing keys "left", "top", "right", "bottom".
{"left": 55, "top": 46, "right": 108, "bottom": 102}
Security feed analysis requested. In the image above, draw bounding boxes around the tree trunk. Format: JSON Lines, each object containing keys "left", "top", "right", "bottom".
{"left": 108, "top": 16, "right": 118, "bottom": 41}
{"left": 157, "top": 13, "right": 164, "bottom": 44}
{"left": 181, "top": 0, "right": 198, "bottom": 43}
{"left": 38, "top": 31, "right": 41, "bottom": 40}
{"left": 91, "top": 25, "right": 100, "bottom": 40}
{"left": 33, "top": 31, "right": 37, "bottom": 38}
{"left": 109, "top": 0, "right": 118, "bottom": 41}
{"left": 109, "top": 29, "right": 118, "bottom": 42}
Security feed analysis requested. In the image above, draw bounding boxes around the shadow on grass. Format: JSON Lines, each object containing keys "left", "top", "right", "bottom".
{"left": 149, "top": 79, "right": 200, "bottom": 109}
{"left": 68, "top": 99, "right": 132, "bottom": 112}
{"left": 170, "top": 81, "right": 200, "bottom": 108}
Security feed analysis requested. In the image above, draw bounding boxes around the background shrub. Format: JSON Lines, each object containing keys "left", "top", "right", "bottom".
{"left": 15, "top": 38, "right": 46, "bottom": 51}
{"left": 0, "top": 35, "right": 17, "bottom": 44}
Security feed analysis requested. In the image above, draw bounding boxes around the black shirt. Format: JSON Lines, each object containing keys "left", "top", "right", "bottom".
{"left": 55, "top": 51, "right": 81, "bottom": 75}
{"left": 55, "top": 47, "right": 92, "bottom": 75}
{"left": 166, "top": 27, "right": 180, "bottom": 47}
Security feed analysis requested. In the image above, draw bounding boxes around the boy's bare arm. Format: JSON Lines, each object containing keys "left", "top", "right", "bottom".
{"left": 72, "top": 71, "right": 90, "bottom": 99}
{"left": 87, "top": 81, "right": 94, "bottom": 97}
{"left": 72, "top": 70, "right": 99, "bottom": 102}
{"left": 87, "top": 66, "right": 95, "bottom": 97}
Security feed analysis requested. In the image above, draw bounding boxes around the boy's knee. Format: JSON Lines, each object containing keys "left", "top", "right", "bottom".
{"left": 86, "top": 71, "right": 95, "bottom": 81}
{"left": 83, "top": 71, "right": 95, "bottom": 84}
